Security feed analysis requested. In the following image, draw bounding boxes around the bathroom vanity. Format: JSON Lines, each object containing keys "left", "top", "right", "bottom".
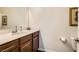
{"left": 0, "top": 7, "right": 40, "bottom": 52}
{"left": 0, "top": 29, "right": 39, "bottom": 52}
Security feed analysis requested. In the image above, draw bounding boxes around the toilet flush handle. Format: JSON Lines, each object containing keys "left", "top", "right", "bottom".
{"left": 75, "top": 40, "right": 79, "bottom": 42}
{"left": 75, "top": 38, "right": 79, "bottom": 42}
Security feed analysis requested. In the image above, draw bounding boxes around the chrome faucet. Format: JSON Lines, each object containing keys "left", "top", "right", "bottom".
{"left": 19, "top": 26, "right": 22, "bottom": 32}
{"left": 12, "top": 26, "right": 18, "bottom": 33}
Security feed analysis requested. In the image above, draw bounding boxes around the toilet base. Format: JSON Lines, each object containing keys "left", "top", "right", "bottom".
{"left": 74, "top": 50, "right": 76, "bottom": 52}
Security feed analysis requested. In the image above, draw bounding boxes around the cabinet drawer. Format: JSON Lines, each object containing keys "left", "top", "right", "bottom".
{"left": 20, "top": 34, "right": 32, "bottom": 44}
{"left": 33, "top": 31, "right": 39, "bottom": 38}
{"left": 0, "top": 39, "right": 19, "bottom": 52}
{"left": 1, "top": 45, "right": 17, "bottom": 52}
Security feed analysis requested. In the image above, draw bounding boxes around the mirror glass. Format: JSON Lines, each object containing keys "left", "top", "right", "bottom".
{"left": 0, "top": 7, "right": 29, "bottom": 30}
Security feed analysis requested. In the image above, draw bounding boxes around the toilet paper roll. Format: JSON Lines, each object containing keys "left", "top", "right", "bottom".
{"left": 60, "top": 37, "right": 66, "bottom": 43}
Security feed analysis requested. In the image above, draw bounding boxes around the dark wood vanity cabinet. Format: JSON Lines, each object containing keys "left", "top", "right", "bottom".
{"left": 19, "top": 34, "right": 33, "bottom": 52}
{"left": 0, "top": 39, "right": 19, "bottom": 52}
{"left": 33, "top": 31, "right": 39, "bottom": 52}
{"left": 0, "top": 31, "right": 39, "bottom": 52}
{"left": 19, "top": 31, "right": 39, "bottom": 52}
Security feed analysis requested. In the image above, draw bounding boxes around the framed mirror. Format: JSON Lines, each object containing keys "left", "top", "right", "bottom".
{"left": 69, "top": 7, "right": 78, "bottom": 26}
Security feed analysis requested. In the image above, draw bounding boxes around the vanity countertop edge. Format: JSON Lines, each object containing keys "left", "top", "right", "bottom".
{"left": 0, "top": 28, "right": 40, "bottom": 45}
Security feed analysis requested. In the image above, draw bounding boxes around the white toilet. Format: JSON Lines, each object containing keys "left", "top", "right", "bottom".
{"left": 75, "top": 39, "right": 79, "bottom": 52}
{"left": 70, "top": 37, "right": 79, "bottom": 52}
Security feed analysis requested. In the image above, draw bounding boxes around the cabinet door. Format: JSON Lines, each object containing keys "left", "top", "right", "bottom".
{"left": 1, "top": 45, "right": 19, "bottom": 52}
{"left": 20, "top": 34, "right": 32, "bottom": 45}
{"left": 33, "top": 31, "right": 39, "bottom": 52}
{"left": 12, "top": 48, "right": 19, "bottom": 52}
{"left": 33, "top": 37, "right": 39, "bottom": 52}
{"left": 0, "top": 39, "right": 19, "bottom": 52}
{"left": 20, "top": 40, "right": 32, "bottom": 52}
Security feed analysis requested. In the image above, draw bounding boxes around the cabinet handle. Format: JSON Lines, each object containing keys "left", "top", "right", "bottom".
{"left": 1, "top": 46, "right": 16, "bottom": 52}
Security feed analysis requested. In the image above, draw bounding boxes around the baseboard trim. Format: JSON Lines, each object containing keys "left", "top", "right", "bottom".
{"left": 38, "top": 48, "right": 54, "bottom": 52}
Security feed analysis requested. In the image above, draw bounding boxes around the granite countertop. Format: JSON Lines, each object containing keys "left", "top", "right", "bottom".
{"left": 0, "top": 28, "right": 39, "bottom": 45}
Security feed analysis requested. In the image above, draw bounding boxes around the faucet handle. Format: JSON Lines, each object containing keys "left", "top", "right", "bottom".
{"left": 19, "top": 26, "right": 22, "bottom": 32}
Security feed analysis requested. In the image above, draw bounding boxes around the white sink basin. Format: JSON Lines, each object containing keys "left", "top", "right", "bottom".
{"left": 0, "top": 33, "right": 12, "bottom": 37}
{"left": 0, "top": 29, "right": 11, "bottom": 35}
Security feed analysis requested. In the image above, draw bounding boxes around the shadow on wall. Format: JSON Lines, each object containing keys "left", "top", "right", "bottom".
{"left": 39, "top": 31, "right": 45, "bottom": 51}
{"left": 39, "top": 31, "right": 74, "bottom": 52}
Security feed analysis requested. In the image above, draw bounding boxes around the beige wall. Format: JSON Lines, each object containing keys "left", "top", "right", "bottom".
{"left": 0, "top": 7, "right": 77, "bottom": 52}
{"left": 0, "top": 7, "right": 37, "bottom": 29}
{"left": 0, "top": 7, "right": 29, "bottom": 29}
{"left": 31, "top": 7, "right": 77, "bottom": 52}
{"left": 78, "top": 8, "right": 79, "bottom": 37}
{"left": 77, "top": 8, "right": 79, "bottom": 51}
{"left": 0, "top": 9, "right": 2, "bottom": 28}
